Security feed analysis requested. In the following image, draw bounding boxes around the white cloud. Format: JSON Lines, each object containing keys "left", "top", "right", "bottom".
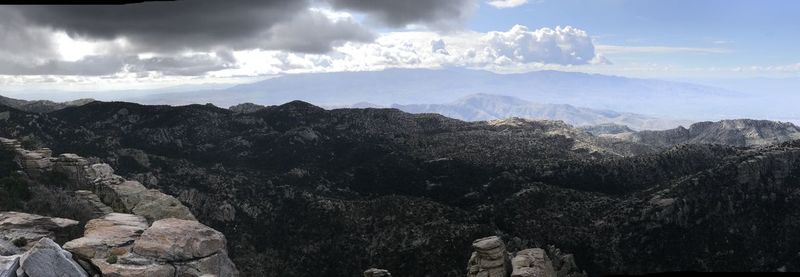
{"left": 487, "top": 0, "right": 529, "bottom": 9}
{"left": 223, "top": 24, "right": 606, "bottom": 76}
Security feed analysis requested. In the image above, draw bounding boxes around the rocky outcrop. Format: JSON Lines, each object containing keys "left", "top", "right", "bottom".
{"left": 74, "top": 190, "right": 114, "bottom": 219}
{"left": 363, "top": 268, "right": 392, "bottom": 277}
{"left": 65, "top": 214, "right": 237, "bottom": 277}
{"left": 467, "top": 236, "right": 511, "bottom": 277}
{"left": 130, "top": 190, "right": 196, "bottom": 223}
{"left": 0, "top": 137, "right": 238, "bottom": 275}
{"left": 133, "top": 218, "right": 226, "bottom": 261}
{"left": 468, "top": 237, "right": 586, "bottom": 277}
{"left": 14, "top": 149, "right": 52, "bottom": 179}
{"left": 0, "top": 212, "right": 79, "bottom": 250}
{"left": 53, "top": 153, "right": 90, "bottom": 190}
{"left": 545, "top": 245, "right": 587, "bottom": 277}
{"left": 1, "top": 137, "right": 198, "bottom": 224}
{"left": 95, "top": 180, "right": 196, "bottom": 223}
{"left": 511, "top": 248, "right": 554, "bottom": 277}
{"left": 18, "top": 238, "right": 88, "bottom": 277}
{"left": 63, "top": 213, "right": 149, "bottom": 262}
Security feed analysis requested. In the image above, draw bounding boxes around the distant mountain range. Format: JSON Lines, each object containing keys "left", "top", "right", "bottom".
{"left": 391, "top": 94, "right": 692, "bottom": 130}
{"left": 235, "top": 93, "right": 691, "bottom": 131}
{"left": 130, "top": 68, "right": 787, "bottom": 122}
{"left": 0, "top": 95, "right": 94, "bottom": 113}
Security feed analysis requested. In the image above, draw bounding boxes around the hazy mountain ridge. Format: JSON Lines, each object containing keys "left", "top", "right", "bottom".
{"left": 0, "top": 95, "right": 94, "bottom": 113}
{"left": 231, "top": 94, "right": 691, "bottom": 131}
{"left": 1, "top": 100, "right": 800, "bottom": 275}
{"left": 610, "top": 119, "right": 800, "bottom": 148}
{"left": 392, "top": 94, "right": 692, "bottom": 130}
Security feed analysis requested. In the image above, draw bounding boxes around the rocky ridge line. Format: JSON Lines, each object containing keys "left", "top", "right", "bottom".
{"left": 0, "top": 137, "right": 238, "bottom": 276}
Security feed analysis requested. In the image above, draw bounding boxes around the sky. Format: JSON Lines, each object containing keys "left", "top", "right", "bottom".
{"left": 0, "top": 0, "right": 798, "bottom": 92}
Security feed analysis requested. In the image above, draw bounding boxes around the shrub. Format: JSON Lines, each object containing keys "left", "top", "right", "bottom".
{"left": 106, "top": 254, "right": 118, "bottom": 264}
{"left": 12, "top": 237, "right": 26, "bottom": 247}
{"left": 0, "top": 177, "right": 31, "bottom": 210}
{"left": 19, "top": 137, "right": 38, "bottom": 150}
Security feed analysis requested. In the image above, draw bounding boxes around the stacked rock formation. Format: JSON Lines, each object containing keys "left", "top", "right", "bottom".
{"left": 467, "top": 236, "right": 512, "bottom": 277}
{"left": 467, "top": 237, "right": 586, "bottom": 277}
{"left": 0, "top": 137, "right": 238, "bottom": 276}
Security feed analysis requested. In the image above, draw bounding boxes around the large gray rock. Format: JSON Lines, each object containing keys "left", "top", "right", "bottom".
{"left": 96, "top": 180, "right": 148, "bottom": 212}
{"left": 64, "top": 213, "right": 149, "bottom": 261}
{"left": 73, "top": 217, "right": 239, "bottom": 276}
{"left": 0, "top": 212, "right": 79, "bottom": 249}
{"left": 85, "top": 163, "right": 115, "bottom": 182}
{"left": 74, "top": 190, "right": 114, "bottom": 219}
{"left": 0, "top": 255, "right": 20, "bottom": 277}
{"left": 0, "top": 240, "right": 20, "bottom": 256}
{"left": 467, "top": 236, "right": 511, "bottom": 277}
{"left": 133, "top": 218, "right": 226, "bottom": 261}
{"left": 130, "top": 189, "right": 197, "bottom": 223}
{"left": 15, "top": 150, "right": 52, "bottom": 179}
{"left": 511, "top": 248, "right": 555, "bottom": 277}
{"left": 95, "top": 181, "right": 197, "bottom": 223}
{"left": 18, "top": 238, "right": 88, "bottom": 277}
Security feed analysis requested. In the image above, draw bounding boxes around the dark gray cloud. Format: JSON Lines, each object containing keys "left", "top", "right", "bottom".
{"left": 0, "top": 10, "right": 60, "bottom": 62}
{"left": 324, "top": 0, "right": 477, "bottom": 28}
{"left": 0, "top": 54, "right": 234, "bottom": 76}
{"left": 264, "top": 9, "right": 375, "bottom": 53}
{"left": 5, "top": 0, "right": 376, "bottom": 54}
{"left": 8, "top": 1, "right": 304, "bottom": 52}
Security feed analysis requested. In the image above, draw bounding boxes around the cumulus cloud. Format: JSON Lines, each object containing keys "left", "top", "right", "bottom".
{"left": 481, "top": 25, "right": 602, "bottom": 65}
{"left": 222, "top": 25, "right": 608, "bottom": 76}
{"left": 486, "top": 0, "right": 529, "bottom": 9}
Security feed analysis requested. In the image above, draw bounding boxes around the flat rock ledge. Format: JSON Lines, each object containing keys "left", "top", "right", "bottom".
{"left": 64, "top": 213, "right": 238, "bottom": 277}
{"left": 0, "top": 212, "right": 80, "bottom": 251}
